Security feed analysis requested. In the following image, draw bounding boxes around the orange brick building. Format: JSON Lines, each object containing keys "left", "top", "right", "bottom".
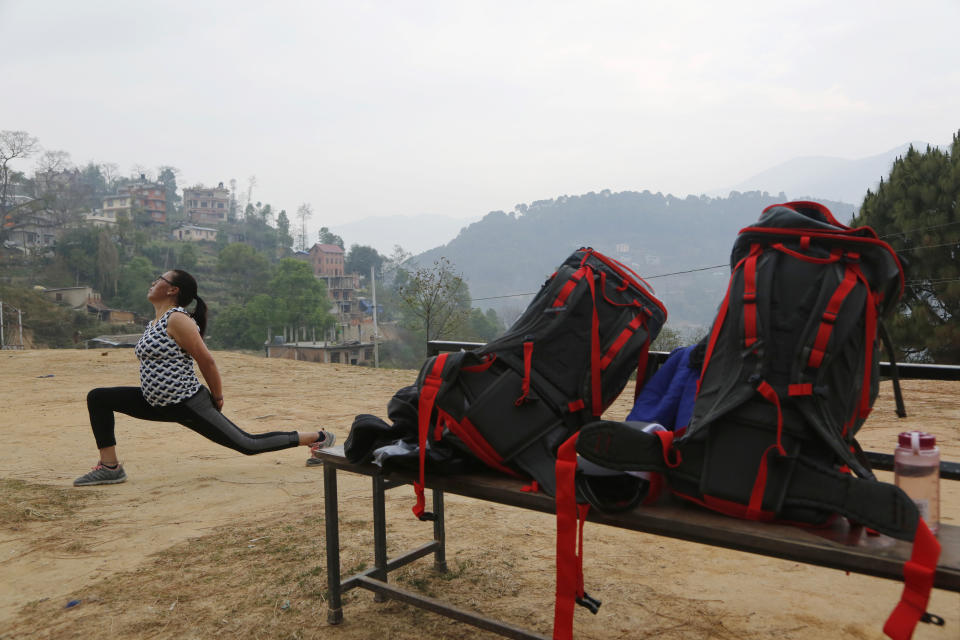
{"left": 102, "top": 174, "right": 166, "bottom": 224}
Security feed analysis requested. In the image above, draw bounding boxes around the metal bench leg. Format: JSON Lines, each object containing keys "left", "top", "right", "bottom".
{"left": 323, "top": 462, "right": 344, "bottom": 624}
{"left": 433, "top": 488, "right": 447, "bottom": 573}
{"left": 372, "top": 474, "right": 388, "bottom": 602}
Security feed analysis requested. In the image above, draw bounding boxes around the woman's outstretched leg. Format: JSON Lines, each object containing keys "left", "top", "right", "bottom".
{"left": 172, "top": 388, "right": 334, "bottom": 455}
{"left": 76, "top": 387, "right": 165, "bottom": 486}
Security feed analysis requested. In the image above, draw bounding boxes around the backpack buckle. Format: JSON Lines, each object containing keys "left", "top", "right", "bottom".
{"left": 576, "top": 592, "right": 602, "bottom": 614}
{"left": 920, "top": 612, "right": 945, "bottom": 626}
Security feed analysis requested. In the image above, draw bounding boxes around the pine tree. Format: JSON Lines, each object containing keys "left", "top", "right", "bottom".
{"left": 853, "top": 132, "right": 960, "bottom": 363}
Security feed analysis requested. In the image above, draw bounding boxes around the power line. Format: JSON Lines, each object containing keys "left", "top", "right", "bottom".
{"left": 469, "top": 263, "right": 729, "bottom": 302}
{"left": 897, "top": 240, "right": 959, "bottom": 253}
{"left": 879, "top": 220, "right": 960, "bottom": 240}
{"left": 645, "top": 264, "right": 727, "bottom": 279}
{"left": 906, "top": 278, "right": 960, "bottom": 286}
{"left": 471, "top": 292, "right": 537, "bottom": 302}
{"left": 468, "top": 240, "right": 955, "bottom": 303}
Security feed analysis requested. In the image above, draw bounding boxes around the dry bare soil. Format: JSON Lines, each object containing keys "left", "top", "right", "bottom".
{"left": 1, "top": 350, "right": 957, "bottom": 639}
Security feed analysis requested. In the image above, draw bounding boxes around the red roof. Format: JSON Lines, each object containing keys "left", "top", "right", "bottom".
{"left": 313, "top": 243, "right": 344, "bottom": 254}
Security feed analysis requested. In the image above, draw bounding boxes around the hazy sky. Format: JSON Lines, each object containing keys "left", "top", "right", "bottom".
{"left": 1, "top": 1, "right": 957, "bottom": 232}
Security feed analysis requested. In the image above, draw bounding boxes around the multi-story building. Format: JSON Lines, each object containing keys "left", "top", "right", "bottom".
{"left": 182, "top": 182, "right": 231, "bottom": 225}
{"left": 306, "top": 242, "right": 370, "bottom": 339}
{"left": 102, "top": 174, "right": 167, "bottom": 224}
{"left": 309, "top": 243, "right": 346, "bottom": 277}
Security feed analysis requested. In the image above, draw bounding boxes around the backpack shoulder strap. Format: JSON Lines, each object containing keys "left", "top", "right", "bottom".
{"left": 413, "top": 352, "right": 468, "bottom": 520}
{"left": 878, "top": 320, "right": 907, "bottom": 418}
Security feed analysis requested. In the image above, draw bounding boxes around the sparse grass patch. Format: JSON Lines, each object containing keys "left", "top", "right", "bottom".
{"left": 0, "top": 478, "right": 93, "bottom": 528}
{"left": 4, "top": 506, "right": 536, "bottom": 640}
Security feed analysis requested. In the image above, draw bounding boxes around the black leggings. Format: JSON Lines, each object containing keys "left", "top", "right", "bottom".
{"left": 86, "top": 386, "right": 300, "bottom": 455}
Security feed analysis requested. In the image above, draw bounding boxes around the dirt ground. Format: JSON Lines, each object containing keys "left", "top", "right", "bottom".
{"left": 0, "top": 349, "right": 957, "bottom": 640}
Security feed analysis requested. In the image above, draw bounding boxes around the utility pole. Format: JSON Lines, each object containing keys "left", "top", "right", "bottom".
{"left": 371, "top": 266, "right": 379, "bottom": 368}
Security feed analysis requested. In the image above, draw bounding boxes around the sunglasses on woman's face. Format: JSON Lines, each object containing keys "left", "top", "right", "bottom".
{"left": 155, "top": 275, "right": 175, "bottom": 286}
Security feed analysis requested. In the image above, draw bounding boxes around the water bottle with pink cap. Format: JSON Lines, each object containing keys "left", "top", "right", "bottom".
{"left": 894, "top": 431, "right": 940, "bottom": 534}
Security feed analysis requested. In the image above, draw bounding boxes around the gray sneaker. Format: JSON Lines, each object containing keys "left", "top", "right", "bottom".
{"left": 309, "top": 430, "right": 336, "bottom": 455}
{"left": 306, "top": 430, "right": 336, "bottom": 466}
{"left": 74, "top": 463, "right": 127, "bottom": 486}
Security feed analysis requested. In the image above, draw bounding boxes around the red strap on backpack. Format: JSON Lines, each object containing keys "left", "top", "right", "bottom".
{"left": 462, "top": 353, "right": 497, "bottom": 372}
{"left": 515, "top": 341, "right": 534, "bottom": 406}
{"left": 584, "top": 266, "right": 603, "bottom": 416}
{"left": 883, "top": 520, "right": 942, "bottom": 640}
{"left": 413, "top": 353, "right": 448, "bottom": 521}
{"left": 554, "top": 432, "right": 596, "bottom": 640}
{"left": 600, "top": 314, "right": 645, "bottom": 370}
{"left": 698, "top": 250, "right": 753, "bottom": 394}
{"left": 742, "top": 244, "right": 761, "bottom": 348}
{"left": 553, "top": 267, "right": 586, "bottom": 308}
{"left": 440, "top": 409, "right": 519, "bottom": 478}
{"left": 655, "top": 429, "right": 682, "bottom": 468}
{"left": 808, "top": 261, "right": 859, "bottom": 368}
{"left": 746, "top": 381, "right": 787, "bottom": 520}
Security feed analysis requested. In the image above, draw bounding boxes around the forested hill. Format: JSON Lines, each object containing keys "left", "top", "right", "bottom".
{"left": 415, "top": 190, "right": 855, "bottom": 328}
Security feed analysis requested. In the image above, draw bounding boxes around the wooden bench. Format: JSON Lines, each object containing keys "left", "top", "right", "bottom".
{"left": 315, "top": 342, "right": 960, "bottom": 638}
{"left": 315, "top": 447, "right": 958, "bottom": 639}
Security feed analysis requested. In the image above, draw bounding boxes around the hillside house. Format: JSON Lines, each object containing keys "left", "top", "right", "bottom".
{"left": 308, "top": 243, "right": 345, "bottom": 276}
{"left": 183, "top": 183, "right": 231, "bottom": 225}
{"left": 84, "top": 296, "right": 136, "bottom": 324}
{"left": 43, "top": 286, "right": 95, "bottom": 308}
{"left": 43, "top": 287, "right": 136, "bottom": 324}
{"left": 2, "top": 212, "right": 57, "bottom": 252}
{"left": 84, "top": 209, "right": 119, "bottom": 228}
{"left": 102, "top": 175, "right": 167, "bottom": 224}
{"left": 172, "top": 224, "right": 217, "bottom": 242}
{"left": 266, "top": 339, "right": 375, "bottom": 365}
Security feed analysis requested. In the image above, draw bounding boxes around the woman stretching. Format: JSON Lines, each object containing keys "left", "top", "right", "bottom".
{"left": 74, "top": 269, "right": 335, "bottom": 486}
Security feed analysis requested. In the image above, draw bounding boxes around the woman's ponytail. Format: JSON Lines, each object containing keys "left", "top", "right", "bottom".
{"left": 192, "top": 295, "right": 208, "bottom": 337}
{"left": 168, "top": 269, "right": 207, "bottom": 337}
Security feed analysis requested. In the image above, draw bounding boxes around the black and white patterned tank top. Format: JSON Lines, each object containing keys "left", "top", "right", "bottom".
{"left": 135, "top": 307, "right": 202, "bottom": 406}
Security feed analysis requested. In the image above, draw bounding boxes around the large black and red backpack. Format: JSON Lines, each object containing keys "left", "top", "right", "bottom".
{"left": 574, "top": 202, "right": 941, "bottom": 640}
{"left": 410, "top": 247, "right": 667, "bottom": 522}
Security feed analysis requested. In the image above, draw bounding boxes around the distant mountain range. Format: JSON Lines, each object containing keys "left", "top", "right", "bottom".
{"left": 406, "top": 141, "right": 944, "bottom": 328}
{"left": 414, "top": 191, "right": 856, "bottom": 328}
{"left": 719, "top": 141, "right": 934, "bottom": 204}
{"left": 331, "top": 141, "right": 934, "bottom": 257}
{"left": 334, "top": 141, "right": 935, "bottom": 329}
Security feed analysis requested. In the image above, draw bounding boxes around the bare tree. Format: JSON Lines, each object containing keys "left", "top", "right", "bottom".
{"left": 32, "top": 150, "right": 88, "bottom": 225}
{"left": 296, "top": 203, "right": 313, "bottom": 251}
{"left": 399, "top": 257, "right": 471, "bottom": 343}
{"left": 100, "top": 162, "right": 120, "bottom": 189}
{"left": 0, "top": 130, "right": 40, "bottom": 215}
{"left": 34, "top": 149, "right": 72, "bottom": 175}
{"left": 130, "top": 164, "right": 152, "bottom": 181}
